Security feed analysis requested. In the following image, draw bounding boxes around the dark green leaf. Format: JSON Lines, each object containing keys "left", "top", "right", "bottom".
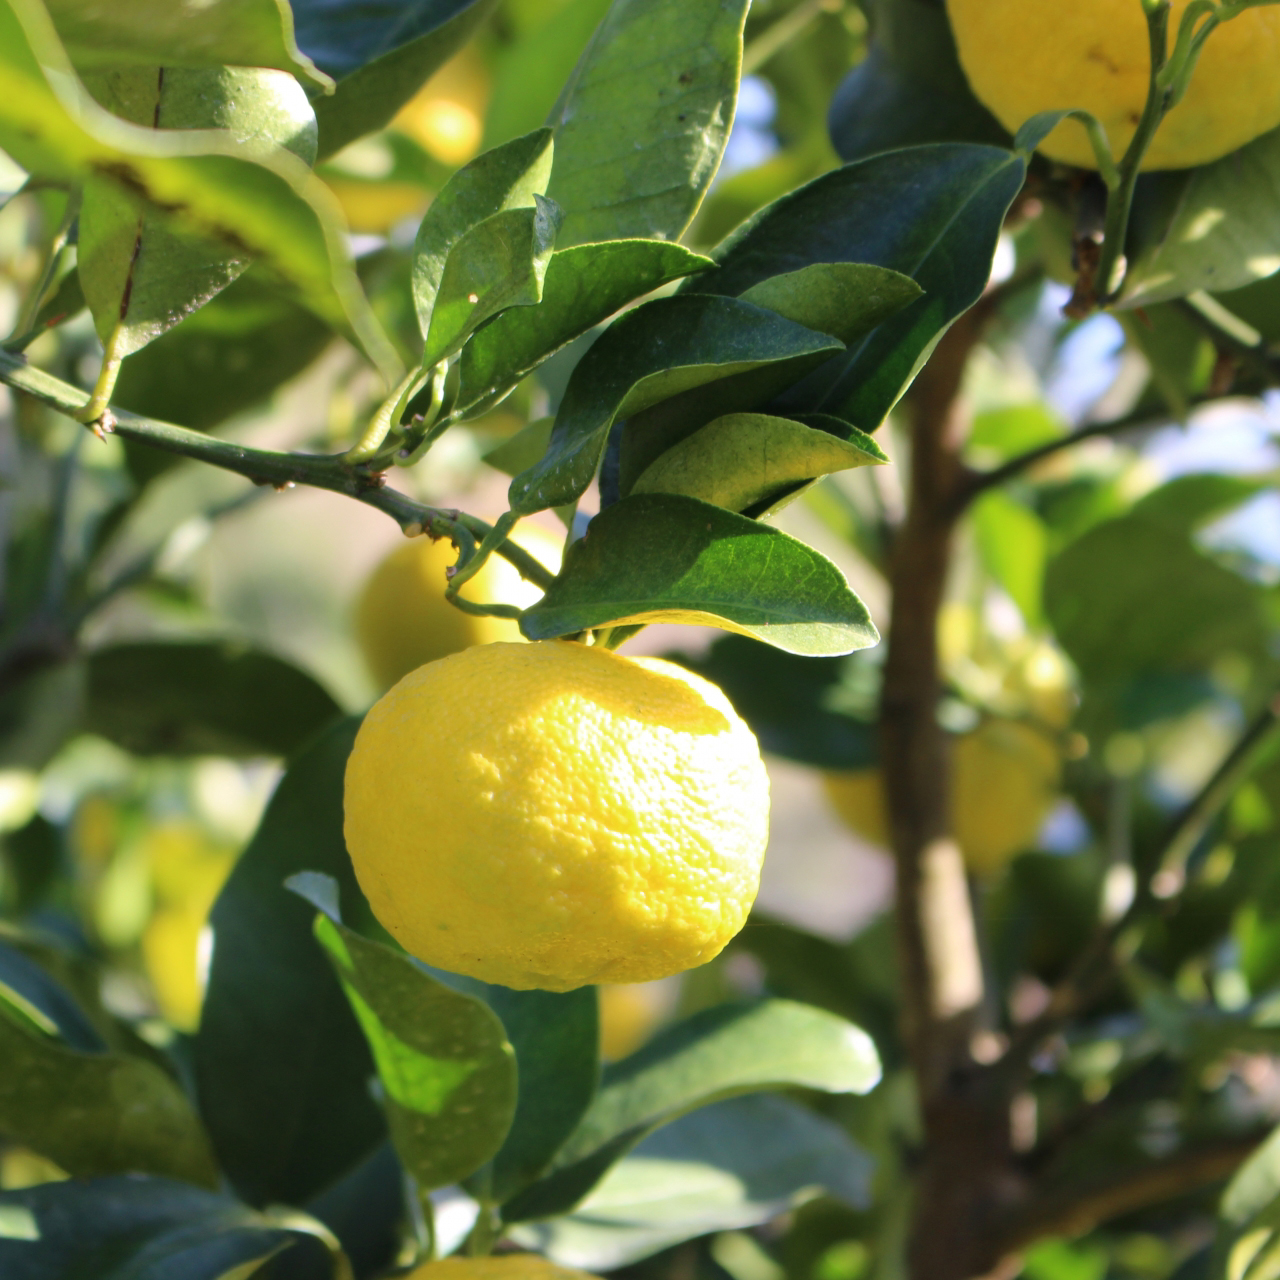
{"left": 511, "top": 1094, "right": 874, "bottom": 1269}
{"left": 508, "top": 294, "right": 843, "bottom": 513}
{"left": 44, "top": 0, "right": 325, "bottom": 85}
{"left": 0, "top": 1014, "right": 219, "bottom": 1187}
{"left": 545, "top": 0, "right": 750, "bottom": 247}
{"left": 0, "top": 937, "right": 103, "bottom": 1051}
{"left": 0, "top": 1177, "right": 305, "bottom": 1280}
{"left": 195, "top": 718, "right": 386, "bottom": 1208}
{"left": 305, "top": 903, "right": 518, "bottom": 1192}
{"left": 78, "top": 65, "right": 319, "bottom": 360}
{"left": 83, "top": 642, "right": 340, "bottom": 758}
{"left": 311, "top": 0, "right": 496, "bottom": 160}
{"left": 629, "top": 412, "right": 884, "bottom": 516}
{"left": 420, "top": 973, "right": 600, "bottom": 1203}
{"left": 521, "top": 493, "right": 878, "bottom": 657}
{"left": 423, "top": 196, "right": 560, "bottom": 365}
{"left": 1123, "top": 125, "right": 1280, "bottom": 308}
{"left": 828, "top": 0, "right": 1007, "bottom": 163}
{"left": 412, "top": 127, "right": 554, "bottom": 339}
{"left": 683, "top": 144, "right": 1025, "bottom": 431}
{"left": 673, "top": 634, "right": 879, "bottom": 769}
{"left": 739, "top": 262, "right": 922, "bottom": 345}
{"left": 456, "top": 239, "right": 714, "bottom": 418}
{"left": 503, "top": 998, "right": 880, "bottom": 1221}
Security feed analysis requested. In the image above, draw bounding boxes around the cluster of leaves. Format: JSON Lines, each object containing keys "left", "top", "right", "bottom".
{"left": 3, "top": 0, "right": 1280, "bottom": 1277}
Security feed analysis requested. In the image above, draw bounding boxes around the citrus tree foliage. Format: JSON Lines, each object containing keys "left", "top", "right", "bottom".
{"left": 1, "top": 0, "right": 1280, "bottom": 1278}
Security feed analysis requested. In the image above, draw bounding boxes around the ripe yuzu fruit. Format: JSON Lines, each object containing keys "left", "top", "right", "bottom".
{"left": 343, "top": 640, "right": 769, "bottom": 991}
{"left": 946, "top": 0, "right": 1280, "bottom": 170}
{"left": 355, "top": 523, "right": 562, "bottom": 690}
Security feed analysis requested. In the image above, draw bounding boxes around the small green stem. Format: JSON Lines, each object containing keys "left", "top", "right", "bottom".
{"left": 75, "top": 325, "right": 129, "bottom": 427}
{"left": 0, "top": 348, "right": 557, "bottom": 591}
{"left": 1090, "top": 2, "right": 1172, "bottom": 306}
{"left": 466, "top": 1203, "right": 499, "bottom": 1257}
{"left": 10, "top": 189, "right": 79, "bottom": 343}
{"left": 345, "top": 365, "right": 433, "bottom": 463}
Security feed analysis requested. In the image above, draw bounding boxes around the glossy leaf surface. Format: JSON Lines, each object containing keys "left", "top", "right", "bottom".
{"left": 306, "top": 902, "right": 518, "bottom": 1192}
{"left": 684, "top": 144, "right": 1025, "bottom": 430}
{"left": 512, "top": 1094, "right": 875, "bottom": 1269}
{"left": 503, "top": 997, "right": 880, "bottom": 1220}
{"left": 508, "top": 294, "right": 843, "bottom": 513}
{"left": 545, "top": 0, "right": 750, "bottom": 247}
{"left": 456, "top": 239, "right": 714, "bottom": 417}
{"left": 630, "top": 412, "right": 884, "bottom": 515}
{"left": 521, "top": 493, "right": 877, "bottom": 656}
{"left": 412, "top": 127, "right": 554, "bottom": 339}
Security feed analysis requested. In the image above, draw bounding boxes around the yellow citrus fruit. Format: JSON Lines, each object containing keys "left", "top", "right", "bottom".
{"left": 403, "top": 1257, "right": 597, "bottom": 1279}
{"left": 344, "top": 641, "right": 770, "bottom": 991}
{"left": 823, "top": 720, "right": 1061, "bottom": 877}
{"left": 355, "top": 523, "right": 563, "bottom": 691}
{"left": 946, "top": 0, "right": 1280, "bottom": 170}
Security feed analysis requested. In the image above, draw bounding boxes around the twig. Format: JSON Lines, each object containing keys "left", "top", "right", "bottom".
{"left": 0, "top": 349, "right": 556, "bottom": 594}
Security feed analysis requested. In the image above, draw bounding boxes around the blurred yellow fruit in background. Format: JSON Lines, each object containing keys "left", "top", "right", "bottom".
{"left": 824, "top": 719, "right": 1062, "bottom": 877}
{"left": 598, "top": 980, "right": 677, "bottom": 1061}
{"left": 355, "top": 522, "right": 563, "bottom": 691}
{"left": 946, "top": 0, "right": 1280, "bottom": 170}
{"left": 139, "top": 821, "right": 235, "bottom": 1030}
{"left": 393, "top": 47, "right": 490, "bottom": 165}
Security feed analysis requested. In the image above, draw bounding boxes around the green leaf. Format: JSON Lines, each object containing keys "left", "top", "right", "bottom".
{"left": 511, "top": 1094, "right": 874, "bottom": 1270}
{"left": 674, "top": 634, "right": 879, "bottom": 770}
{"left": 0, "top": 1014, "right": 219, "bottom": 1187}
{"left": 0, "top": 938, "right": 104, "bottom": 1052}
{"left": 967, "top": 402, "right": 1065, "bottom": 460}
{"left": 502, "top": 998, "right": 880, "bottom": 1222}
{"left": 630, "top": 412, "right": 884, "bottom": 517}
{"left": 456, "top": 239, "right": 715, "bottom": 418}
{"left": 1123, "top": 125, "right": 1280, "bottom": 308}
{"left": 0, "top": 1177, "right": 308, "bottom": 1280}
{"left": 521, "top": 493, "right": 877, "bottom": 656}
{"left": 416, "top": 972, "right": 600, "bottom": 1203}
{"left": 44, "top": 0, "right": 325, "bottom": 86}
{"left": 684, "top": 145, "right": 1026, "bottom": 431}
{"left": 972, "top": 492, "right": 1047, "bottom": 629}
{"left": 412, "top": 127, "right": 554, "bottom": 340}
{"left": 508, "top": 294, "right": 844, "bottom": 514}
{"left": 82, "top": 642, "right": 341, "bottom": 758}
{"left": 828, "top": 0, "right": 1007, "bottom": 163}
{"left": 77, "top": 65, "right": 318, "bottom": 361}
{"left": 311, "top": 0, "right": 496, "bottom": 161}
{"left": 0, "top": 0, "right": 398, "bottom": 381}
{"left": 303, "top": 899, "right": 517, "bottom": 1193}
{"left": 423, "top": 196, "right": 561, "bottom": 366}
{"left": 195, "top": 718, "right": 386, "bottom": 1208}
{"left": 545, "top": 0, "right": 750, "bottom": 247}
{"left": 740, "top": 262, "right": 923, "bottom": 346}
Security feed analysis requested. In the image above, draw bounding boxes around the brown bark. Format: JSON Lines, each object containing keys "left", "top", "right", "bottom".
{"left": 880, "top": 308, "right": 1023, "bottom": 1280}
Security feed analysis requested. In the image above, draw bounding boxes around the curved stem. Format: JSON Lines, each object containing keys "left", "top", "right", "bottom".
{"left": 0, "top": 348, "right": 556, "bottom": 591}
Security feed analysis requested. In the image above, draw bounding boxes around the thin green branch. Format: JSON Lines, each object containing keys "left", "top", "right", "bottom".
{"left": 0, "top": 348, "right": 556, "bottom": 593}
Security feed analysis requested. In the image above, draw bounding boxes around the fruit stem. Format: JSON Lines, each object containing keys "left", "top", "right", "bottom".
{"left": 1089, "top": 1, "right": 1173, "bottom": 307}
